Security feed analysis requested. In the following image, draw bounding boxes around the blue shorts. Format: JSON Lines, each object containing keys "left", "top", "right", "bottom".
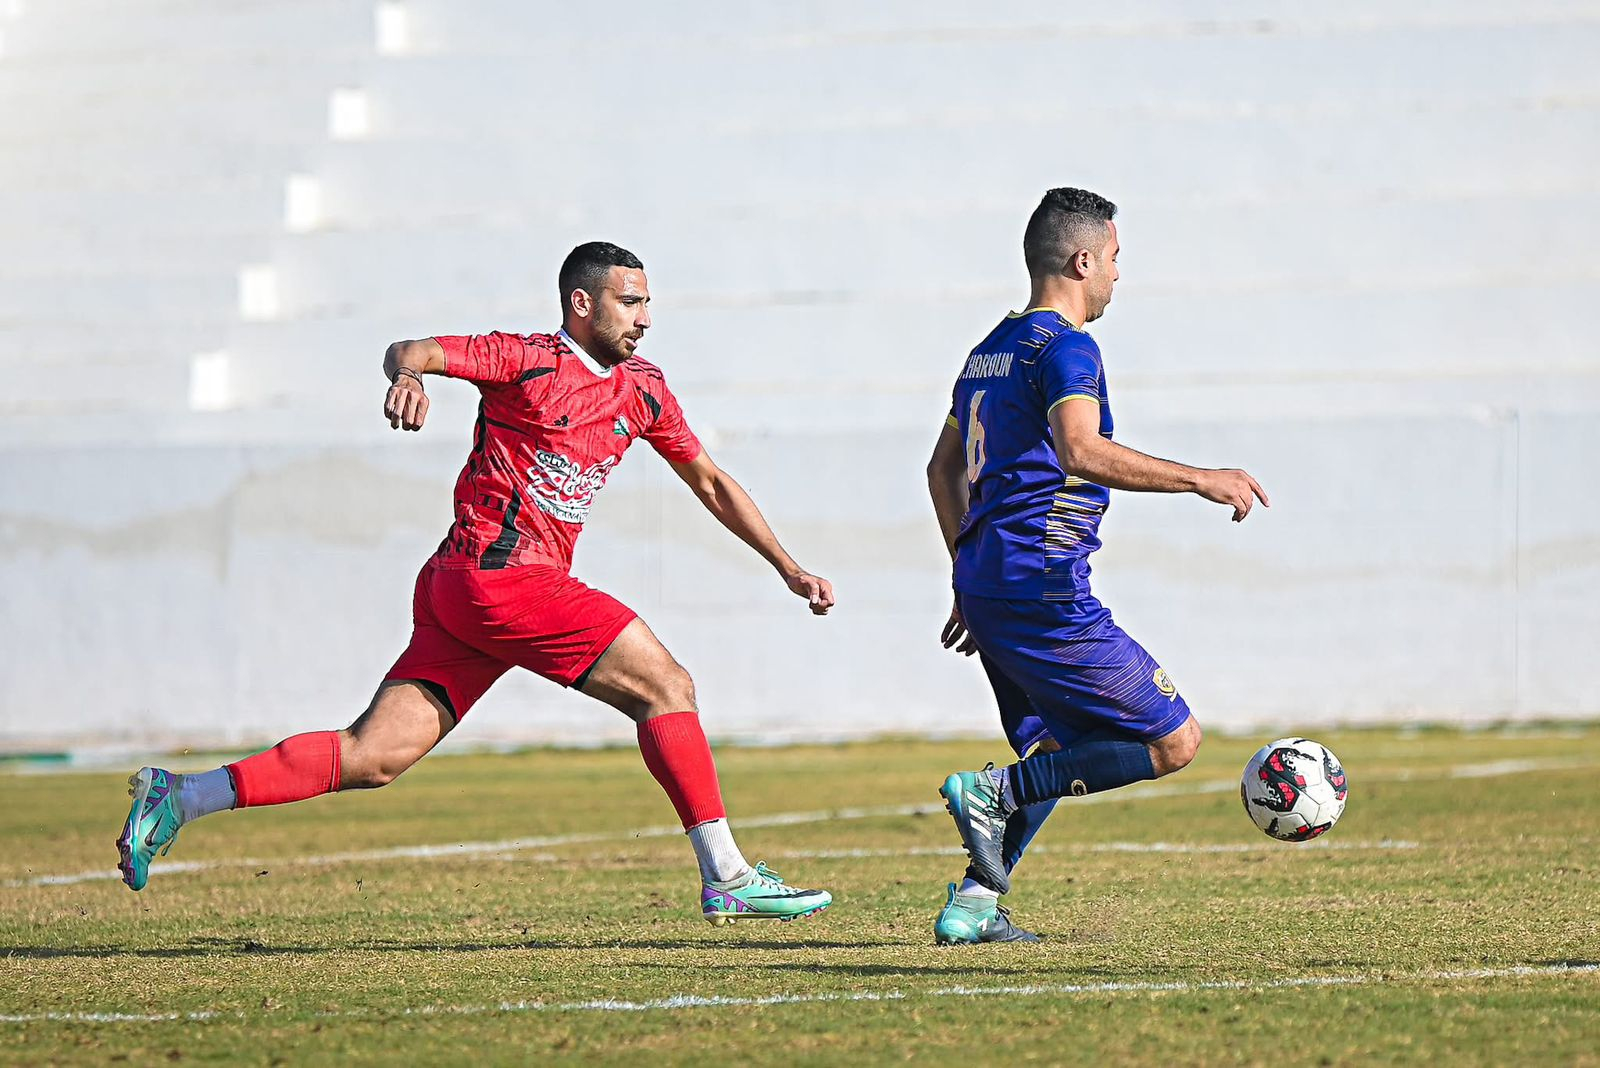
{"left": 960, "top": 592, "right": 1191, "bottom": 748}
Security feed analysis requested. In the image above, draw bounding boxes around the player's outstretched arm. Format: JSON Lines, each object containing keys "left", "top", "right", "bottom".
{"left": 381, "top": 338, "right": 446, "bottom": 431}
{"left": 1050, "top": 398, "right": 1270, "bottom": 522}
{"left": 667, "top": 451, "right": 835, "bottom": 615}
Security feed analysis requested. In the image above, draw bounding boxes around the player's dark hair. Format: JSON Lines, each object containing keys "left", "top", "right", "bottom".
{"left": 1023, "top": 188, "right": 1117, "bottom": 278}
{"left": 558, "top": 241, "right": 644, "bottom": 303}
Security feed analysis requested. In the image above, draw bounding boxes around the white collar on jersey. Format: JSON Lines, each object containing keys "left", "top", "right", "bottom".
{"left": 556, "top": 328, "right": 615, "bottom": 379}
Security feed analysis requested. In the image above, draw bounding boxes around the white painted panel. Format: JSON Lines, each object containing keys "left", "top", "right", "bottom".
{"left": 2, "top": 1, "right": 1598, "bottom": 746}
{"left": 1517, "top": 411, "right": 1600, "bottom": 714}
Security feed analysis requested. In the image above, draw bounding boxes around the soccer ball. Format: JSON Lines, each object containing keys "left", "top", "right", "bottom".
{"left": 1240, "top": 738, "right": 1348, "bottom": 841}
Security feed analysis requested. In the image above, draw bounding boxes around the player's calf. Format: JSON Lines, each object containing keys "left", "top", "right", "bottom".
{"left": 115, "top": 682, "right": 452, "bottom": 891}
{"left": 118, "top": 730, "right": 345, "bottom": 890}
{"left": 580, "top": 618, "right": 833, "bottom": 922}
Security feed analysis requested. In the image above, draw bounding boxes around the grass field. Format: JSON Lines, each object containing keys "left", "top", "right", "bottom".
{"left": 3, "top": 726, "right": 1598, "bottom": 1065}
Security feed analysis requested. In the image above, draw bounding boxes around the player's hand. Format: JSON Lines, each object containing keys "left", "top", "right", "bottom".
{"left": 384, "top": 374, "right": 429, "bottom": 431}
{"left": 1195, "top": 468, "right": 1270, "bottom": 522}
{"left": 784, "top": 570, "right": 835, "bottom": 616}
{"left": 941, "top": 600, "right": 979, "bottom": 656}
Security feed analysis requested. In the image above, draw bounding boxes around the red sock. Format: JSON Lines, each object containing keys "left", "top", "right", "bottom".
{"left": 227, "top": 731, "right": 343, "bottom": 808}
{"left": 637, "top": 712, "right": 726, "bottom": 829}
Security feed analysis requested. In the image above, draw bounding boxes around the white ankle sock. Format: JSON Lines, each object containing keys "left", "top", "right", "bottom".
{"left": 687, "top": 819, "right": 751, "bottom": 885}
{"left": 178, "top": 768, "right": 237, "bottom": 824}
{"left": 958, "top": 877, "right": 1001, "bottom": 899}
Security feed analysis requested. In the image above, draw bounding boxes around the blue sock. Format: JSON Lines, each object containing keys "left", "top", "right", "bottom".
{"left": 1003, "top": 798, "right": 1056, "bottom": 872}
{"left": 1006, "top": 732, "right": 1155, "bottom": 807}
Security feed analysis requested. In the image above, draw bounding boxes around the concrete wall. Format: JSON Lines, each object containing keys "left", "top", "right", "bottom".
{"left": 2, "top": 0, "right": 1598, "bottom": 748}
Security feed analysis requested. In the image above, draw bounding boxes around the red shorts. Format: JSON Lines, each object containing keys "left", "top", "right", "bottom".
{"left": 384, "top": 562, "right": 637, "bottom": 719}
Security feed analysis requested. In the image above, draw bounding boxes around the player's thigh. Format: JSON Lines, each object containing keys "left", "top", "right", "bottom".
{"left": 342, "top": 679, "right": 459, "bottom": 788}
{"left": 386, "top": 561, "right": 515, "bottom": 723}
{"left": 978, "top": 653, "right": 1059, "bottom": 758}
{"left": 369, "top": 569, "right": 513, "bottom": 786}
{"left": 576, "top": 617, "right": 696, "bottom": 721}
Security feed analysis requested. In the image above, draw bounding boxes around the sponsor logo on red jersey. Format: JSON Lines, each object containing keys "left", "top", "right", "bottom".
{"left": 527, "top": 450, "right": 619, "bottom": 525}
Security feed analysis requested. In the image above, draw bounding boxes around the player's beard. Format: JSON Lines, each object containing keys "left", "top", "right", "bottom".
{"left": 594, "top": 316, "right": 643, "bottom": 363}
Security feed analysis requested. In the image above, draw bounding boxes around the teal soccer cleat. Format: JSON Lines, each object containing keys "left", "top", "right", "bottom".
{"left": 933, "top": 883, "right": 1042, "bottom": 945}
{"left": 117, "top": 767, "right": 183, "bottom": 891}
{"left": 701, "top": 862, "right": 832, "bottom": 925}
{"left": 939, "top": 765, "right": 1012, "bottom": 894}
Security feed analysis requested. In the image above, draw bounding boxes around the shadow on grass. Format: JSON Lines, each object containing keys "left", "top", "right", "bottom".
{"left": 0, "top": 936, "right": 908, "bottom": 959}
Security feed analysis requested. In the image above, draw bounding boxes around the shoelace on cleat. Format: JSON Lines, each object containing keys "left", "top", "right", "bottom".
{"left": 749, "top": 862, "right": 786, "bottom": 887}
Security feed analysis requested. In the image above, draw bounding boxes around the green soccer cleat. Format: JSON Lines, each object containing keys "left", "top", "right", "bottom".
{"left": 701, "top": 862, "right": 832, "bottom": 925}
{"left": 933, "top": 883, "right": 1042, "bottom": 945}
{"left": 117, "top": 767, "right": 183, "bottom": 891}
{"left": 939, "top": 765, "right": 1012, "bottom": 894}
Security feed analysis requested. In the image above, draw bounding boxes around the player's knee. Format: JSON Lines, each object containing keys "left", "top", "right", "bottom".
{"left": 338, "top": 731, "right": 421, "bottom": 790}
{"left": 654, "top": 665, "right": 697, "bottom": 714}
{"left": 345, "top": 756, "right": 411, "bottom": 790}
{"left": 631, "top": 665, "right": 696, "bottom": 719}
{"left": 349, "top": 766, "right": 395, "bottom": 790}
{"left": 1149, "top": 717, "right": 1202, "bottom": 777}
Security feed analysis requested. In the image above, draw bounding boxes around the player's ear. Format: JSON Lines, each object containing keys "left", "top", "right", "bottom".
{"left": 569, "top": 287, "right": 594, "bottom": 320}
{"left": 1071, "top": 248, "right": 1093, "bottom": 279}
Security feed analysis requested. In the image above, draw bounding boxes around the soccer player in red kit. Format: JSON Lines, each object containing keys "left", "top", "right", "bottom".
{"left": 117, "top": 242, "right": 834, "bottom": 924}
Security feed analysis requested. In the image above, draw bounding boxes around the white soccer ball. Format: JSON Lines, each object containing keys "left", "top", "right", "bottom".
{"left": 1240, "top": 737, "right": 1348, "bottom": 841}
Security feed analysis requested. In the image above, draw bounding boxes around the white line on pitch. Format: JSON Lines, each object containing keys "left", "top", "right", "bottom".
{"left": 772, "top": 839, "right": 1419, "bottom": 860}
{"left": 0, "top": 962, "right": 1593, "bottom": 1026}
{"left": 465, "top": 838, "right": 1420, "bottom": 867}
{"left": 6, "top": 757, "right": 1591, "bottom": 889}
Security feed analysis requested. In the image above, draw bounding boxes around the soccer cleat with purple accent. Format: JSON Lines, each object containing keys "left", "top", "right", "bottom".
{"left": 117, "top": 767, "right": 183, "bottom": 891}
{"left": 701, "top": 862, "right": 832, "bottom": 926}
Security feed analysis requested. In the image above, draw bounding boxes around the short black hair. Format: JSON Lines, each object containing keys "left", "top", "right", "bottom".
{"left": 1023, "top": 188, "right": 1117, "bottom": 277}
{"left": 558, "top": 241, "right": 644, "bottom": 303}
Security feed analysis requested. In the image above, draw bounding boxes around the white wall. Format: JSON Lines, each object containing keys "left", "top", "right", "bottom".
{"left": 2, "top": 0, "right": 1598, "bottom": 749}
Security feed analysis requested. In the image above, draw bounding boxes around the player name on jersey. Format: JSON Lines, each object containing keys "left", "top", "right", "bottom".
{"left": 960, "top": 351, "right": 1015, "bottom": 379}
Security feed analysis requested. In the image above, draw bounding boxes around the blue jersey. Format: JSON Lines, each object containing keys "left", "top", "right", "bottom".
{"left": 949, "top": 308, "right": 1113, "bottom": 601}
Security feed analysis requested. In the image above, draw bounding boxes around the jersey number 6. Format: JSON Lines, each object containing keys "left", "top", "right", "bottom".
{"left": 965, "top": 389, "right": 987, "bottom": 483}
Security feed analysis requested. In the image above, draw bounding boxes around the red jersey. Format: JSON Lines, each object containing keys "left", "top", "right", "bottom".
{"left": 429, "top": 330, "right": 703, "bottom": 571}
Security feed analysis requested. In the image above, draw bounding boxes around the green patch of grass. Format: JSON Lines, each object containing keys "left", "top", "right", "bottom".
{"left": 3, "top": 729, "right": 1598, "bottom": 1065}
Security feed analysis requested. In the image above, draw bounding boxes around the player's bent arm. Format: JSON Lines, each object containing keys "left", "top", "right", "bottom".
{"left": 1051, "top": 397, "right": 1200, "bottom": 492}
{"left": 1050, "top": 398, "right": 1270, "bottom": 521}
{"left": 927, "top": 422, "right": 969, "bottom": 560}
{"left": 667, "top": 450, "right": 835, "bottom": 614}
{"left": 383, "top": 338, "right": 447, "bottom": 379}
{"left": 928, "top": 422, "right": 979, "bottom": 655}
{"left": 381, "top": 338, "right": 446, "bottom": 432}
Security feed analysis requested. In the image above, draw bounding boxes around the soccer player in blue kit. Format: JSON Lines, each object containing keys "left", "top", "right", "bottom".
{"left": 925, "top": 188, "right": 1269, "bottom": 943}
